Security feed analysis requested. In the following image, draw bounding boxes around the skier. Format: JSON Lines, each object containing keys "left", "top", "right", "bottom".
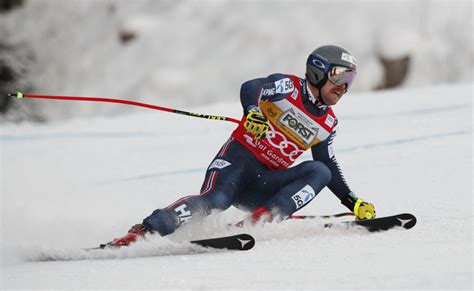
{"left": 107, "top": 45, "right": 376, "bottom": 247}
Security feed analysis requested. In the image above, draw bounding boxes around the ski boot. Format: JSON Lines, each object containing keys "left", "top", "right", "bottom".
{"left": 101, "top": 224, "right": 150, "bottom": 249}
{"left": 235, "top": 207, "right": 273, "bottom": 227}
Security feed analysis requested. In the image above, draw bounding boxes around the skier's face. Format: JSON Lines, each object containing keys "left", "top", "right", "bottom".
{"left": 320, "top": 80, "right": 347, "bottom": 106}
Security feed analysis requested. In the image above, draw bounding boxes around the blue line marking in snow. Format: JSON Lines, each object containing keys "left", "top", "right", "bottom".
{"left": 0, "top": 132, "right": 156, "bottom": 141}
{"left": 338, "top": 129, "right": 472, "bottom": 153}
{"left": 1, "top": 104, "right": 470, "bottom": 142}
{"left": 122, "top": 129, "right": 472, "bottom": 181}
{"left": 341, "top": 104, "right": 470, "bottom": 120}
{"left": 0, "top": 130, "right": 215, "bottom": 142}
{"left": 2, "top": 121, "right": 470, "bottom": 181}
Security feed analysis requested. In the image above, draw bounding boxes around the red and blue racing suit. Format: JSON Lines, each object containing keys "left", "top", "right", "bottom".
{"left": 144, "top": 74, "right": 357, "bottom": 236}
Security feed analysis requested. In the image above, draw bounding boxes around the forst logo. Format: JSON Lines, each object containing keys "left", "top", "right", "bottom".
{"left": 279, "top": 111, "right": 317, "bottom": 143}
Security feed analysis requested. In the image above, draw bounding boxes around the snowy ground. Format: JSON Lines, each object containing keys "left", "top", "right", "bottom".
{"left": 1, "top": 83, "right": 472, "bottom": 289}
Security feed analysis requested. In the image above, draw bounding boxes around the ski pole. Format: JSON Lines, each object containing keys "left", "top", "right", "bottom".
{"left": 8, "top": 92, "right": 241, "bottom": 124}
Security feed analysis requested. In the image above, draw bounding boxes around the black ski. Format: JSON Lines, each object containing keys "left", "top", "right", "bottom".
{"left": 324, "top": 213, "right": 417, "bottom": 232}
{"left": 191, "top": 233, "right": 255, "bottom": 251}
{"left": 89, "top": 233, "right": 255, "bottom": 251}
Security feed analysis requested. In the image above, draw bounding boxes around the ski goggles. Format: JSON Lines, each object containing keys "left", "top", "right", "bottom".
{"left": 328, "top": 66, "right": 356, "bottom": 90}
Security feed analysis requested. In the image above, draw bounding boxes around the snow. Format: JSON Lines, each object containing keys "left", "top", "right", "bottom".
{"left": 1, "top": 82, "right": 472, "bottom": 289}
{"left": 0, "top": 0, "right": 473, "bottom": 288}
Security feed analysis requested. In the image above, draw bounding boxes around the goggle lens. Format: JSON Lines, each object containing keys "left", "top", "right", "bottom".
{"left": 328, "top": 66, "right": 356, "bottom": 90}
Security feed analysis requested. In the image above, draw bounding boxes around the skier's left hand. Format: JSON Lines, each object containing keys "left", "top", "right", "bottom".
{"left": 354, "top": 198, "right": 376, "bottom": 220}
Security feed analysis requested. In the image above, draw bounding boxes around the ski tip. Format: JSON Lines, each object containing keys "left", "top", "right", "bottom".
{"left": 83, "top": 243, "right": 117, "bottom": 251}
{"left": 235, "top": 234, "right": 255, "bottom": 251}
{"left": 398, "top": 213, "right": 417, "bottom": 229}
{"left": 191, "top": 233, "right": 255, "bottom": 251}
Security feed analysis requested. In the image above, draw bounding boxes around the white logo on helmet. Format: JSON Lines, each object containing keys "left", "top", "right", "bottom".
{"left": 341, "top": 52, "right": 356, "bottom": 65}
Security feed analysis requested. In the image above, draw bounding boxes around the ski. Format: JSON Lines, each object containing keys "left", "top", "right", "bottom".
{"left": 191, "top": 233, "right": 255, "bottom": 251}
{"left": 230, "top": 212, "right": 354, "bottom": 228}
{"left": 88, "top": 233, "right": 255, "bottom": 251}
{"left": 324, "top": 213, "right": 417, "bottom": 232}
{"left": 288, "top": 212, "right": 354, "bottom": 220}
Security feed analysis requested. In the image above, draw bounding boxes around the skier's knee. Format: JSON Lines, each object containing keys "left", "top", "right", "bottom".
{"left": 305, "top": 161, "right": 332, "bottom": 185}
{"left": 143, "top": 209, "right": 179, "bottom": 236}
{"left": 205, "top": 191, "right": 233, "bottom": 210}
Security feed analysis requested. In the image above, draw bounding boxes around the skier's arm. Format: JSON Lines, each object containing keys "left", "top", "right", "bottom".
{"left": 239, "top": 74, "right": 290, "bottom": 139}
{"left": 311, "top": 129, "right": 358, "bottom": 210}
{"left": 311, "top": 130, "right": 376, "bottom": 219}
{"left": 240, "top": 73, "right": 290, "bottom": 113}
{"left": 311, "top": 132, "right": 351, "bottom": 209}
{"left": 240, "top": 77, "right": 267, "bottom": 114}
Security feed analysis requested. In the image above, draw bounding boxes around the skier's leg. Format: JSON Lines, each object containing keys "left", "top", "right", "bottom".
{"left": 143, "top": 190, "right": 236, "bottom": 236}
{"left": 235, "top": 160, "right": 332, "bottom": 221}
{"left": 143, "top": 138, "right": 260, "bottom": 236}
{"left": 263, "top": 161, "right": 331, "bottom": 218}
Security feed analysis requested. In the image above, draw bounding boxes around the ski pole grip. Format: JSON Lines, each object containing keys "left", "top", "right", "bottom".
{"left": 8, "top": 92, "right": 23, "bottom": 99}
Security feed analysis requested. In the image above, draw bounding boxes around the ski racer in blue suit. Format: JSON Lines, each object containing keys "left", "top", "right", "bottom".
{"left": 107, "top": 45, "right": 376, "bottom": 247}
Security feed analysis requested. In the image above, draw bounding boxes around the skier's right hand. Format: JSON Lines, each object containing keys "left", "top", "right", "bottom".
{"left": 244, "top": 106, "right": 270, "bottom": 139}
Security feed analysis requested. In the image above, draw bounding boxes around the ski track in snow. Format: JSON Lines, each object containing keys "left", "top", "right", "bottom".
{"left": 25, "top": 217, "right": 373, "bottom": 262}
{"left": 26, "top": 240, "right": 219, "bottom": 262}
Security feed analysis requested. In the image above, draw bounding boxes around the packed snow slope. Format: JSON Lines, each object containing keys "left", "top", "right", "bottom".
{"left": 1, "top": 83, "right": 472, "bottom": 289}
